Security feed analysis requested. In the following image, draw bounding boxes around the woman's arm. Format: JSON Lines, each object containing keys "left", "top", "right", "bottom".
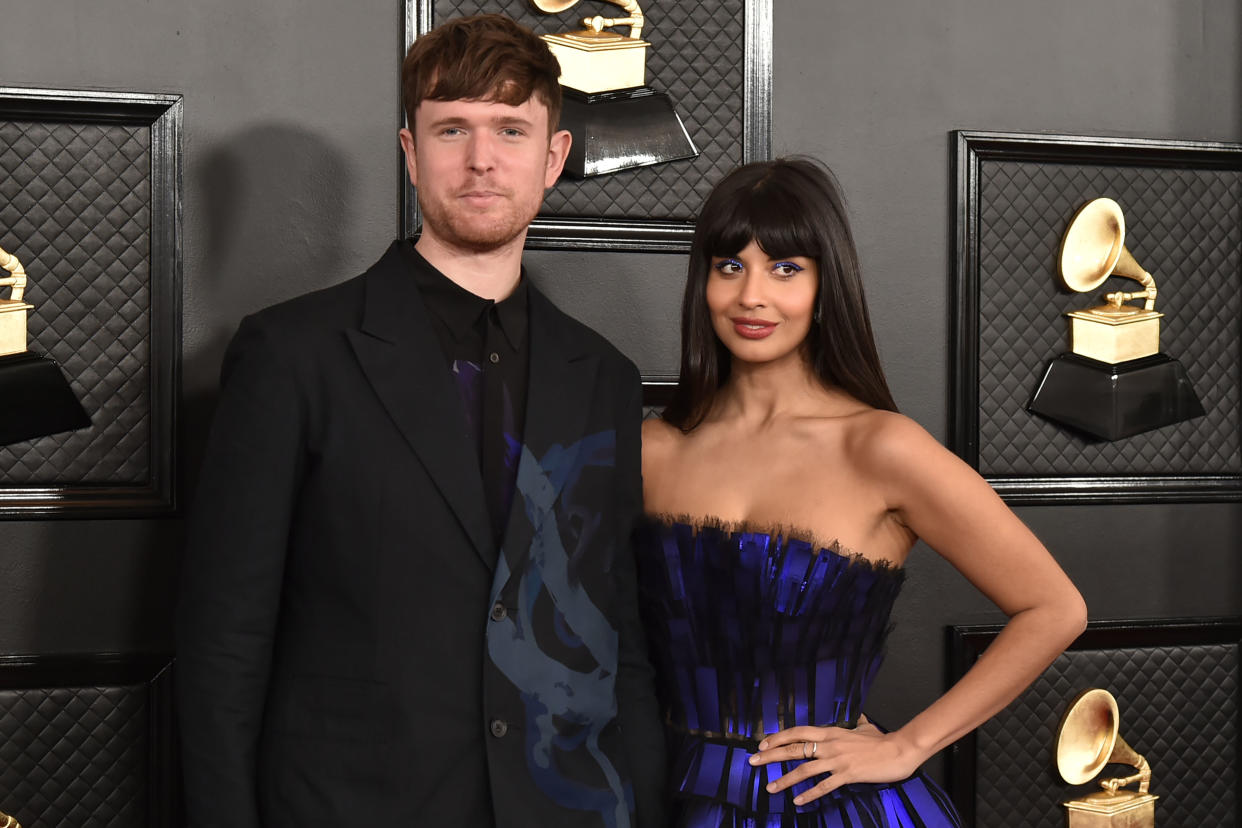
{"left": 752, "top": 412, "right": 1086, "bottom": 804}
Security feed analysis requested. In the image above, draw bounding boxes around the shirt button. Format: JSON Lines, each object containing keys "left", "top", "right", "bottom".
{"left": 490, "top": 718, "right": 508, "bottom": 738}
{"left": 490, "top": 602, "right": 507, "bottom": 622}
{"left": 488, "top": 351, "right": 500, "bottom": 364}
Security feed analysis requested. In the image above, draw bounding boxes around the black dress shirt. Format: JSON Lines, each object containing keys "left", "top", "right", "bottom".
{"left": 402, "top": 242, "right": 529, "bottom": 546}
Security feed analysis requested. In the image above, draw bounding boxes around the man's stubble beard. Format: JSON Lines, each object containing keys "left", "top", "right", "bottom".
{"left": 418, "top": 188, "right": 544, "bottom": 254}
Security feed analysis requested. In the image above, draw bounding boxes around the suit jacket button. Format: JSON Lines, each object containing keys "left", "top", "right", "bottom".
{"left": 490, "top": 602, "right": 507, "bottom": 622}
{"left": 490, "top": 718, "right": 508, "bottom": 738}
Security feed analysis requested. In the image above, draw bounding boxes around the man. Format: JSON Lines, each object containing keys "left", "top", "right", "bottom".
{"left": 177, "top": 14, "right": 664, "bottom": 828}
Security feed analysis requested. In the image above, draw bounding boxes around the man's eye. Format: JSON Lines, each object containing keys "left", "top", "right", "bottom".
{"left": 501, "top": 128, "right": 524, "bottom": 137}
{"left": 441, "top": 127, "right": 464, "bottom": 136}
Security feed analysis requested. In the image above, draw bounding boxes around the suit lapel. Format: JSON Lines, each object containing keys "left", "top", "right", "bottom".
{"left": 346, "top": 243, "right": 494, "bottom": 568}
{"left": 498, "top": 287, "right": 598, "bottom": 572}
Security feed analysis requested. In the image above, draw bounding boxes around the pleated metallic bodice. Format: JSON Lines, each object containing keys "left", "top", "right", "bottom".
{"left": 636, "top": 516, "right": 905, "bottom": 743}
{"left": 634, "top": 516, "right": 962, "bottom": 827}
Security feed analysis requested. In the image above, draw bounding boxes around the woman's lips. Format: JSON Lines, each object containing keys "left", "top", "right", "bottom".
{"left": 731, "top": 317, "right": 777, "bottom": 340}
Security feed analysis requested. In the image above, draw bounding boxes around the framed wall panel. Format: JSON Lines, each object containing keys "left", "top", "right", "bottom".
{"left": 952, "top": 131, "right": 1242, "bottom": 504}
{"left": 0, "top": 653, "right": 176, "bottom": 828}
{"left": 0, "top": 87, "right": 182, "bottom": 518}
{"left": 946, "top": 617, "right": 1240, "bottom": 828}
{"left": 402, "top": 0, "right": 772, "bottom": 252}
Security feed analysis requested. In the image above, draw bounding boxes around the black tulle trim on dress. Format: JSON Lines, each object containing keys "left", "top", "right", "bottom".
{"left": 642, "top": 512, "right": 906, "bottom": 578}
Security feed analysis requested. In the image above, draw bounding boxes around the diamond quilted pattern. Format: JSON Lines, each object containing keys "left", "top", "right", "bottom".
{"left": 973, "top": 642, "right": 1238, "bottom": 828}
{"left": 0, "top": 685, "right": 148, "bottom": 828}
{"left": 430, "top": 0, "right": 745, "bottom": 220}
{"left": 0, "top": 119, "right": 151, "bottom": 485}
{"left": 974, "top": 160, "right": 1241, "bottom": 476}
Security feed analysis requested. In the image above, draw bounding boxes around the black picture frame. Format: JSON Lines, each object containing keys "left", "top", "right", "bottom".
{"left": 945, "top": 617, "right": 1241, "bottom": 828}
{"left": 951, "top": 130, "right": 1242, "bottom": 504}
{"left": 0, "top": 652, "right": 177, "bottom": 827}
{"left": 401, "top": 0, "right": 772, "bottom": 253}
{"left": 0, "top": 87, "right": 182, "bottom": 518}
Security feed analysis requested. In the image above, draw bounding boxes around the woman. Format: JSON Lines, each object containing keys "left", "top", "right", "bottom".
{"left": 636, "top": 157, "right": 1086, "bottom": 827}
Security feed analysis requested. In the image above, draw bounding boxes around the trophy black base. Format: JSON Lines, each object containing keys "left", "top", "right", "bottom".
{"left": 0, "top": 351, "right": 90, "bottom": 446}
{"left": 1028, "top": 353, "right": 1205, "bottom": 441}
{"left": 559, "top": 86, "right": 699, "bottom": 178}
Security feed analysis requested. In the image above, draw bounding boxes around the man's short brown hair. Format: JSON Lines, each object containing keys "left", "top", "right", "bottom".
{"left": 402, "top": 14, "right": 563, "bottom": 138}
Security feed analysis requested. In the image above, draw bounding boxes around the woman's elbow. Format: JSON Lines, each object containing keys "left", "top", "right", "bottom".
{"left": 1056, "top": 588, "right": 1088, "bottom": 645}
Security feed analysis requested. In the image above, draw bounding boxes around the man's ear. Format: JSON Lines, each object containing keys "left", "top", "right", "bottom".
{"left": 399, "top": 127, "right": 418, "bottom": 187}
{"left": 544, "top": 129, "right": 572, "bottom": 188}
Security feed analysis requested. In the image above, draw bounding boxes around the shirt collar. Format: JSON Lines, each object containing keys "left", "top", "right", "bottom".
{"left": 402, "top": 241, "right": 528, "bottom": 352}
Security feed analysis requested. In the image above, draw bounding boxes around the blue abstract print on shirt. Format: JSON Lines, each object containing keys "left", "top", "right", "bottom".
{"left": 486, "top": 430, "right": 633, "bottom": 828}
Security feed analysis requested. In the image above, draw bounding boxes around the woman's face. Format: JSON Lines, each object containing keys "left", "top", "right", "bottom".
{"left": 705, "top": 239, "right": 819, "bottom": 367}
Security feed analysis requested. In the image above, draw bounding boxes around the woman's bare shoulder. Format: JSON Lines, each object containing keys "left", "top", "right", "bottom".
{"left": 839, "top": 409, "right": 947, "bottom": 469}
{"left": 642, "top": 416, "right": 683, "bottom": 446}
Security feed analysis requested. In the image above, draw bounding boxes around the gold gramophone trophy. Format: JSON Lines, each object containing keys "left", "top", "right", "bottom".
{"left": 1055, "top": 689, "right": 1158, "bottom": 828}
{"left": 531, "top": 0, "right": 698, "bottom": 177}
{"left": 0, "top": 243, "right": 89, "bottom": 445}
{"left": 0, "top": 246, "right": 33, "bottom": 357}
{"left": 1027, "top": 198, "right": 1204, "bottom": 440}
{"left": 0, "top": 808, "right": 21, "bottom": 828}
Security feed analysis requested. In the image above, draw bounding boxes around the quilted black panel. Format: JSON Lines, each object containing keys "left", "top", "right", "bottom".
{"left": 427, "top": 0, "right": 745, "bottom": 221}
{"left": 0, "top": 685, "right": 147, "bottom": 828}
{"left": 975, "top": 161, "right": 1242, "bottom": 477}
{"left": 958, "top": 632, "right": 1239, "bottom": 828}
{"left": 0, "top": 119, "right": 151, "bottom": 485}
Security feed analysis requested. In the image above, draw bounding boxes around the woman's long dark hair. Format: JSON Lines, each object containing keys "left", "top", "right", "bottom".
{"left": 661, "top": 156, "right": 898, "bottom": 431}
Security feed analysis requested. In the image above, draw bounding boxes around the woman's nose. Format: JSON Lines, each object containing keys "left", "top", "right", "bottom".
{"left": 737, "top": 270, "right": 766, "bottom": 308}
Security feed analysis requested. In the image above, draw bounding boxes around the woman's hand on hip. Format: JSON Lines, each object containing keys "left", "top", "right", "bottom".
{"left": 746, "top": 715, "right": 924, "bottom": 805}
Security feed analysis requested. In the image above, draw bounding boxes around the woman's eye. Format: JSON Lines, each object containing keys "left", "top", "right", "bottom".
{"left": 773, "top": 262, "right": 804, "bottom": 277}
{"left": 713, "top": 258, "right": 744, "bottom": 275}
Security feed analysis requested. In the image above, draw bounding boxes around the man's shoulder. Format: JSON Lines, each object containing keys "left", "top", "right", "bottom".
{"left": 242, "top": 242, "right": 404, "bottom": 339}
{"left": 246, "top": 273, "right": 364, "bottom": 334}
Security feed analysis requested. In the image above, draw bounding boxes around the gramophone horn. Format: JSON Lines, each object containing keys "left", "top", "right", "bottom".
{"left": 1059, "top": 197, "right": 1156, "bottom": 306}
{"left": 1056, "top": 688, "right": 1119, "bottom": 785}
{"left": 1056, "top": 687, "right": 1154, "bottom": 796}
{"left": 1059, "top": 198, "right": 1127, "bottom": 293}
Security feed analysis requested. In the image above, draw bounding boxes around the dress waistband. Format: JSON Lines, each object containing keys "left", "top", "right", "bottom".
{"left": 666, "top": 721, "right": 860, "bottom": 815}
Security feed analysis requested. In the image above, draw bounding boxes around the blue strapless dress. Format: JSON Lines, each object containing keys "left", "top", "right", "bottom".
{"left": 634, "top": 516, "right": 961, "bottom": 828}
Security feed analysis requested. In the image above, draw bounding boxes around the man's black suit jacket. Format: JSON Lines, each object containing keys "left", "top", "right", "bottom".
{"left": 177, "top": 241, "right": 664, "bottom": 828}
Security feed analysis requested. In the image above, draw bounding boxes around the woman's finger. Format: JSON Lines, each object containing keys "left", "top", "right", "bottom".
{"left": 792, "top": 774, "right": 848, "bottom": 805}
{"left": 749, "top": 740, "right": 814, "bottom": 766}
{"left": 757, "top": 726, "right": 824, "bottom": 750}
{"left": 764, "top": 759, "right": 828, "bottom": 793}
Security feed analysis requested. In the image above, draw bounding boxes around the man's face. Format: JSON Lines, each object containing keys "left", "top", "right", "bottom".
{"left": 400, "top": 95, "right": 570, "bottom": 254}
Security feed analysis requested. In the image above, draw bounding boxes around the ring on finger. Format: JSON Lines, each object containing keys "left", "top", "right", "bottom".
{"left": 801, "top": 741, "right": 811, "bottom": 759}
{"left": 811, "top": 741, "right": 818, "bottom": 757}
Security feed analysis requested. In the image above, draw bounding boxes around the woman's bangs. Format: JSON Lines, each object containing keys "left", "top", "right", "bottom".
{"left": 704, "top": 185, "right": 822, "bottom": 261}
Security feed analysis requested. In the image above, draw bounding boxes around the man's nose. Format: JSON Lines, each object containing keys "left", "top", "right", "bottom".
{"left": 466, "top": 133, "right": 496, "bottom": 171}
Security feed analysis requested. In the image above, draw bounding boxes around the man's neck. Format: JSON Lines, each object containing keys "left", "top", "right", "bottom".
{"left": 414, "top": 231, "right": 526, "bottom": 301}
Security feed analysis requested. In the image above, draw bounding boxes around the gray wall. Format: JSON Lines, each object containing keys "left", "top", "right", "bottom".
{"left": 0, "top": 0, "right": 1239, "bottom": 787}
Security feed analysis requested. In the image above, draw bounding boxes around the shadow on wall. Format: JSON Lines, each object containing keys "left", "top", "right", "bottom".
{"left": 183, "top": 122, "right": 354, "bottom": 507}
